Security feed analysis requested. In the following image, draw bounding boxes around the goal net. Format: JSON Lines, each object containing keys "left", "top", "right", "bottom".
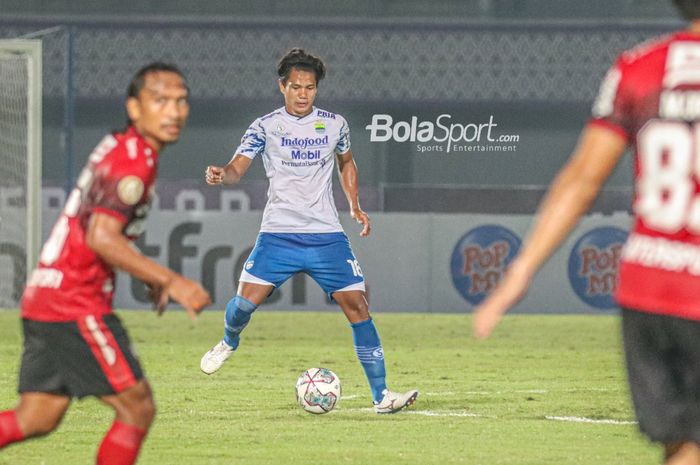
{"left": 0, "top": 40, "right": 41, "bottom": 308}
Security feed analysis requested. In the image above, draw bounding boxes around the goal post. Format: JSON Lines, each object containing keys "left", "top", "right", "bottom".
{"left": 0, "top": 39, "right": 42, "bottom": 307}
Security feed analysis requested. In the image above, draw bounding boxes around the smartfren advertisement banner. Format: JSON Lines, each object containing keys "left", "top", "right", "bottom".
{"left": 0, "top": 188, "right": 632, "bottom": 313}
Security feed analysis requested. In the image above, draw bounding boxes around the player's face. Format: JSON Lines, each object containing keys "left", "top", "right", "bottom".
{"left": 127, "top": 71, "right": 189, "bottom": 151}
{"left": 279, "top": 68, "right": 317, "bottom": 117}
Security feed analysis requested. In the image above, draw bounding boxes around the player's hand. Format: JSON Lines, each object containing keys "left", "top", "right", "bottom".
{"left": 472, "top": 260, "right": 532, "bottom": 340}
{"left": 146, "top": 283, "right": 166, "bottom": 313}
{"left": 351, "top": 208, "right": 371, "bottom": 237}
{"left": 205, "top": 165, "right": 225, "bottom": 185}
{"left": 160, "top": 275, "right": 212, "bottom": 320}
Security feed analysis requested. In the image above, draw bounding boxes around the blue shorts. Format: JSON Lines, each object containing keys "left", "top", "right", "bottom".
{"left": 240, "top": 233, "right": 366, "bottom": 298}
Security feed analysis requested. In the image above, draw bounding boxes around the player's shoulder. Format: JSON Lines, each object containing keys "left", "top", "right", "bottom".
{"left": 314, "top": 107, "right": 345, "bottom": 122}
{"left": 314, "top": 107, "right": 340, "bottom": 120}
{"left": 617, "top": 32, "right": 680, "bottom": 69}
{"left": 313, "top": 107, "right": 348, "bottom": 129}
{"left": 258, "top": 108, "right": 284, "bottom": 124}
{"left": 94, "top": 127, "right": 157, "bottom": 177}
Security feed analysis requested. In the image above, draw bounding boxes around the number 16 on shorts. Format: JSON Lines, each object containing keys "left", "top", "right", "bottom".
{"left": 347, "top": 259, "right": 364, "bottom": 277}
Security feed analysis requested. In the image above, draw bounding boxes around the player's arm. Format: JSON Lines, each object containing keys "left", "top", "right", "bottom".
{"left": 86, "top": 212, "right": 211, "bottom": 318}
{"left": 337, "top": 150, "right": 370, "bottom": 237}
{"left": 473, "top": 124, "right": 627, "bottom": 339}
{"left": 205, "top": 154, "right": 253, "bottom": 185}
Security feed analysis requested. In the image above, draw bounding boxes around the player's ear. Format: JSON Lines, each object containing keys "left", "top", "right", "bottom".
{"left": 126, "top": 97, "right": 142, "bottom": 125}
{"left": 278, "top": 78, "right": 286, "bottom": 94}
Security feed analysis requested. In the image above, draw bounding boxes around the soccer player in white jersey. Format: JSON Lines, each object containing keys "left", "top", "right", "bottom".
{"left": 200, "top": 48, "right": 418, "bottom": 414}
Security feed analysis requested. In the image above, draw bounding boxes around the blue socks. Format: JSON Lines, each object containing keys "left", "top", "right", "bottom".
{"left": 224, "top": 299, "right": 386, "bottom": 403}
{"left": 351, "top": 318, "right": 387, "bottom": 403}
{"left": 223, "top": 295, "right": 258, "bottom": 350}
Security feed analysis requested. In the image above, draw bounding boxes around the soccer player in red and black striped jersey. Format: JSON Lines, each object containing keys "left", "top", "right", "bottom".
{"left": 0, "top": 63, "right": 211, "bottom": 465}
{"left": 474, "top": 1, "right": 700, "bottom": 463}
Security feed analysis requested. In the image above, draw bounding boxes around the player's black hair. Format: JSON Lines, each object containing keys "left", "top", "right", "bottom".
{"left": 674, "top": 0, "right": 700, "bottom": 20}
{"left": 277, "top": 48, "right": 326, "bottom": 85}
{"left": 127, "top": 62, "right": 187, "bottom": 98}
{"left": 125, "top": 62, "right": 187, "bottom": 126}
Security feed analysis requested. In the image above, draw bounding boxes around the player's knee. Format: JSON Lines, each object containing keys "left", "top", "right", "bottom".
{"left": 122, "top": 394, "right": 156, "bottom": 428}
{"left": 138, "top": 396, "right": 156, "bottom": 427}
{"left": 113, "top": 382, "right": 157, "bottom": 429}
{"left": 17, "top": 412, "right": 62, "bottom": 438}
{"left": 131, "top": 387, "right": 156, "bottom": 427}
{"left": 342, "top": 299, "right": 369, "bottom": 321}
{"left": 14, "top": 397, "right": 68, "bottom": 439}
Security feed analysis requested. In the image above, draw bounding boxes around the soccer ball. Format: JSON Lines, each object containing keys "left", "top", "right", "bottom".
{"left": 295, "top": 367, "right": 341, "bottom": 414}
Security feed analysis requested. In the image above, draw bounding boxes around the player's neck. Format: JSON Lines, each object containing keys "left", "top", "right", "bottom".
{"left": 131, "top": 126, "right": 162, "bottom": 152}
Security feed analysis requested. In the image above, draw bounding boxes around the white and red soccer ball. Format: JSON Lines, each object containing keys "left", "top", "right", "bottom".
{"left": 295, "top": 368, "right": 341, "bottom": 414}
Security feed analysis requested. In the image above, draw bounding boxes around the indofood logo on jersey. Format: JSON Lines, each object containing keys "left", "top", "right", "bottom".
{"left": 280, "top": 136, "right": 328, "bottom": 149}
{"left": 568, "top": 227, "right": 628, "bottom": 309}
{"left": 450, "top": 225, "right": 522, "bottom": 305}
{"left": 365, "top": 114, "right": 519, "bottom": 153}
{"left": 281, "top": 135, "right": 328, "bottom": 161}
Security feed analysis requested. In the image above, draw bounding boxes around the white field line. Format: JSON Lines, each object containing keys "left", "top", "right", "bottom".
{"left": 463, "top": 388, "right": 615, "bottom": 395}
{"left": 335, "top": 408, "right": 485, "bottom": 417}
{"left": 463, "top": 390, "right": 548, "bottom": 395}
{"left": 334, "top": 408, "right": 635, "bottom": 424}
{"left": 545, "top": 415, "right": 637, "bottom": 425}
{"left": 406, "top": 410, "right": 485, "bottom": 418}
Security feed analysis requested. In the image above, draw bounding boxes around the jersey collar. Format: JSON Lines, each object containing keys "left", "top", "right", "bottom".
{"left": 281, "top": 106, "right": 316, "bottom": 122}
{"left": 126, "top": 125, "right": 159, "bottom": 155}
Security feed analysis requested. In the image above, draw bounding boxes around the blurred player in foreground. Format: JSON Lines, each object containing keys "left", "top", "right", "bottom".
{"left": 200, "top": 48, "right": 418, "bottom": 414}
{"left": 0, "top": 63, "right": 211, "bottom": 465}
{"left": 474, "top": 1, "right": 700, "bottom": 463}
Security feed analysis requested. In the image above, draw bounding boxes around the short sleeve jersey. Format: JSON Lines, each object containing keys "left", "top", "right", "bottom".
{"left": 235, "top": 106, "right": 351, "bottom": 233}
{"left": 589, "top": 31, "right": 700, "bottom": 320}
{"left": 21, "top": 126, "right": 158, "bottom": 322}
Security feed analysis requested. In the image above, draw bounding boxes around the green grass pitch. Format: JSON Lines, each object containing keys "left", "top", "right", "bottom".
{"left": 0, "top": 310, "right": 657, "bottom": 465}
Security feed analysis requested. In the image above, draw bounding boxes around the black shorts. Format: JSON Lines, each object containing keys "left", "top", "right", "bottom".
{"left": 621, "top": 308, "right": 700, "bottom": 444}
{"left": 19, "top": 314, "right": 144, "bottom": 399}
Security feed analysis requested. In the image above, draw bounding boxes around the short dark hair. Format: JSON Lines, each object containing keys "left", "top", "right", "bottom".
{"left": 674, "top": 0, "right": 700, "bottom": 20}
{"left": 277, "top": 48, "right": 326, "bottom": 85}
{"left": 127, "top": 62, "right": 187, "bottom": 99}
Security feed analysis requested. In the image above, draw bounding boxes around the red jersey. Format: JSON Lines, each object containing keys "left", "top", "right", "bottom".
{"left": 590, "top": 31, "right": 700, "bottom": 320}
{"left": 21, "top": 126, "right": 158, "bottom": 322}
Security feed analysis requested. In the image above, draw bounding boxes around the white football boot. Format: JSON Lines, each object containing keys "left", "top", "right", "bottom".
{"left": 200, "top": 340, "right": 234, "bottom": 374}
{"left": 373, "top": 389, "right": 419, "bottom": 414}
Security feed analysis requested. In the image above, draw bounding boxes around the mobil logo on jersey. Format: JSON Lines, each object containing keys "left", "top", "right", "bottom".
{"left": 291, "top": 149, "right": 321, "bottom": 160}
{"left": 450, "top": 225, "right": 521, "bottom": 305}
{"left": 568, "top": 226, "right": 627, "bottom": 309}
